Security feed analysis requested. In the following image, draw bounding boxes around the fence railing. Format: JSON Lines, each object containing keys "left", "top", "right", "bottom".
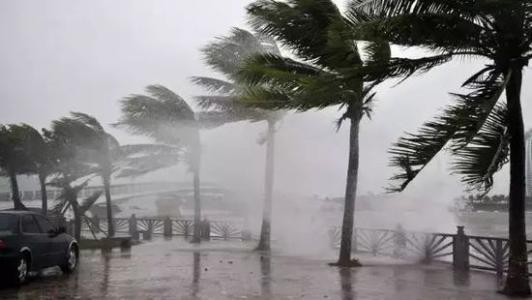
{"left": 328, "top": 225, "right": 532, "bottom": 276}
{"left": 71, "top": 215, "right": 532, "bottom": 277}
{"left": 74, "top": 215, "right": 250, "bottom": 241}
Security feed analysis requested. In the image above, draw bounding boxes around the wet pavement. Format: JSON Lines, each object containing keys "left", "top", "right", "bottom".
{"left": 0, "top": 238, "right": 514, "bottom": 299}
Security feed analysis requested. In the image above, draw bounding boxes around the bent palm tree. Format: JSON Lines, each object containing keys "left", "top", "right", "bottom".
{"left": 350, "top": 0, "right": 532, "bottom": 294}
{"left": 53, "top": 112, "right": 122, "bottom": 237}
{"left": 242, "top": 0, "right": 391, "bottom": 266}
{"left": 44, "top": 123, "right": 102, "bottom": 241}
{"left": 193, "top": 27, "right": 284, "bottom": 251}
{"left": 118, "top": 85, "right": 243, "bottom": 243}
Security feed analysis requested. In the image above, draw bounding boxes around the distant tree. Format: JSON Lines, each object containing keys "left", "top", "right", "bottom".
{"left": 21, "top": 125, "right": 55, "bottom": 215}
{"left": 117, "top": 85, "right": 245, "bottom": 243}
{"left": 240, "top": 0, "right": 391, "bottom": 266}
{"left": 0, "top": 124, "right": 38, "bottom": 210}
{"left": 193, "top": 28, "right": 284, "bottom": 251}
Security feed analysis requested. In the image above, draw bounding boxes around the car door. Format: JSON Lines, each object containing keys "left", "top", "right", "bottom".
{"left": 20, "top": 214, "right": 50, "bottom": 269}
{"left": 34, "top": 215, "right": 65, "bottom": 266}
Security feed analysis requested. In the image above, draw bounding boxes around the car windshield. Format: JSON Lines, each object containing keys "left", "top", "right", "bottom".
{"left": 0, "top": 214, "right": 18, "bottom": 235}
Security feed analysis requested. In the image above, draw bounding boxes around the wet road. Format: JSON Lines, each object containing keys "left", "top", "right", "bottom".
{"left": 0, "top": 238, "right": 512, "bottom": 299}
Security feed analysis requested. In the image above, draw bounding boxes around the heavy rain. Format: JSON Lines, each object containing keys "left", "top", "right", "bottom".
{"left": 0, "top": 0, "right": 532, "bottom": 299}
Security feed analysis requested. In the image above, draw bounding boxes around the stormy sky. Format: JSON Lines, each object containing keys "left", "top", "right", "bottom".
{"left": 0, "top": 0, "right": 530, "bottom": 203}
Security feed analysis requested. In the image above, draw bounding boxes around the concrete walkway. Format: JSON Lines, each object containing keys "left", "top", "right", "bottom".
{"left": 0, "top": 239, "right": 514, "bottom": 299}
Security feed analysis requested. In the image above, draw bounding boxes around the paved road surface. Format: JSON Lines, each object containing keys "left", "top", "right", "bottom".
{"left": 0, "top": 238, "right": 512, "bottom": 299}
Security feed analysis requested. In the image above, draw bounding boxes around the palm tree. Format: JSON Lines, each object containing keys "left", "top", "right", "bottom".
{"left": 241, "top": 0, "right": 391, "bottom": 266}
{"left": 43, "top": 122, "right": 102, "bottom": 241}
{"left": 53, "top": 112, "right": 122, "bottom": 237}
{"left": 0, "top": 124, "right": 39, "bottom": 210}
{"left": 193, "top": 28, "right": 284, "bottom": 251}
{"left": 350, "top": 0, "right": 532, "bottom": 295}
{"left": 21, "top": 125, "right": 55, "bottom": 215}
{"left": 117, "top": 85, "right": 243, "bottom": 243}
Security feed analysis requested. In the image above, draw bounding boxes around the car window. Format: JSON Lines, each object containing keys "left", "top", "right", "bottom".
{"left": 21, "top": 215, "right": 42, "bottom": 234}
{"left": 0, "top": 215, "right": 18, "bottom": 235}
{"left": 34, "top": 215, "right": 54, "bottom": 233}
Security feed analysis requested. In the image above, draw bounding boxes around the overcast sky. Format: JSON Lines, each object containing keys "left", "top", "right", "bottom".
{"left": 1, "top": 0, "right": 530, "bottom": 204}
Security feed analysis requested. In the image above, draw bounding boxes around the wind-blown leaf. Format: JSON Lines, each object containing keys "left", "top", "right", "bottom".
{"left": 453, "top": 104, "right": 509, "bottom": 191}
{"left": 191, "top": 77, "right": 236, "bottom": 94}
{"left": 388, "top": 69, "right": 509, "bottom": 192}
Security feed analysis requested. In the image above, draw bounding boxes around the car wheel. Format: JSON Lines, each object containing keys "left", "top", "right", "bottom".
{"left": 60, "top": 246, "right": 78, "bottom": 274}
{"left": 15, "top": 255, "right": 29, "bottom": 285}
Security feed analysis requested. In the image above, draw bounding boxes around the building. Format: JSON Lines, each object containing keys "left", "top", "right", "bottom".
{"left": 527, "top": 130, "right": 532, "bottom": 197}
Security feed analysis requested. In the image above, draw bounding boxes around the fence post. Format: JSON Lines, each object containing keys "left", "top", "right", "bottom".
{"left": 453, "top": 226, "right": 470, "bottom": 271}
{"left": 184, "top": 221, "right": 191, "bottom": 238}
{"left": 93, "top": 215, "right": 100, "bottom": 231}
{"left": 393, "top": 225, "right": 407, "bottom": 258}
{"left": 495, "top": 239, "right": 504, "bottom": 278}
{"left": 202, "top": 219, "right": 211, "bottom": 241}
{"left": 164, "top": 217, "right": 173, "bottom": 238}
{"left": 352, "top": 228, "right": 358, "bottom": 253}
{"left": 129, "top": 214, "right": 138, "bottom": 240}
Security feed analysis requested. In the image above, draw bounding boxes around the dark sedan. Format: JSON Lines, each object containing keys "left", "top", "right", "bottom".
{"left": 0, "top": 211, "right": 78, "bottom": 285}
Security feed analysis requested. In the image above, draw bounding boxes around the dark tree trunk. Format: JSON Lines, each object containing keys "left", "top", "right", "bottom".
{"left": 502, "top": 67, "right": 531, "bottom": 295}
{"left": 70, "top": 193, "right": 82, "bottom": 241}
{"left": 191, "top": 168, "right": 202, "bottom": 243}
{"left": 335, "top": 115, "right": 361, "bottom": 267}
{"left": 39, "top": 173, "right": 48, "bottom": 216}
{"left": 102, "top": 172, "right": 114, "bottom": 237}
{"left": 9, "top": 169, "right": 24, "bottom": 210}
{"left": 256, "top": 120, "right": 276, "bottom": 251}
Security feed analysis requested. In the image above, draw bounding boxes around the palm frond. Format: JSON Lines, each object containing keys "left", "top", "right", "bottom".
{"left": 350, "top": 0, "right": 492, "bottom": 23}
{"left": 452, "top": 104, "right": 509, "bottom": 190}
{"left": 388, "top": 68, "right": 508, "bottom": 192}
{"left": 117, "top": 85, "right": 197, "bottom": 145}
{"left": 79, "top": 191, "right": 103, "bottom": 214}
{"left": 190, "top": 77, "right": 236, "bottom": 94}
{"left": 247, "top": 0, "right": 360, "bottom": 69}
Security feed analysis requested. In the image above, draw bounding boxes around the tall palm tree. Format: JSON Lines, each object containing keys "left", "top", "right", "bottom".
{"left": 54, "top": 112, "right": 122, "bottom": 237}
{"left": 241, "top": 0, "right": 391, "bottom": 266}
{"left": 350, "top": 0, "right": 532, "bottom": 295}
{"left": 193, "top": 27, "right": 284, "bottom": 251}
{"left": 117, "top": 85, "right": 243, "bottom": 243}
{"left": 0, "top": 124, "right": 38, "bottom": 210}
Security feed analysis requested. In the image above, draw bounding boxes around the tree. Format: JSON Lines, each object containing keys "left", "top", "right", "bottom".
{"left": 241, "top": 0, "right": 391, "bottom": 266}
{"left": 193, "top": 27, "right": 284, "bottom": 251}
{"left": 0, "top": 124, "right": 39, "bottom": 210}
{"left": 53, "top": 112, "right": 122, "bottom": 237}
{"left": 350, "top": 0, "right": 532, "bottom": 294}
{"left": 44, "top": 121, "right": 102, "bottom": 241}
{"left": 117, "top": 85, "right": 243, "bottom": 243}
{"left": 21, "top": 125, "right": 55, "bottom": 215}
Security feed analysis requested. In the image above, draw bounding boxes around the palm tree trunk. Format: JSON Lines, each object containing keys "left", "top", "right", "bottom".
{"left": 9, "top": 169, "right": 24, "bottom": 210}
{"left": 102, "top": 172, "right": 114, "bottom": 237}
{"left": 503, "top": 67, "right": 531, "bottom": 296}
{"left": 191, "top": 168, "right": 202, "bottom": 243}
{"left": 39, "top": 173, "right": 48, "bottom": 216}
{"left": 336, "top": 115, "right": 361, "bottom": 266}
{"left": 69, "top": 192, "right": 82, "bottom": 241}
{"left": 256, "top": 120, "right": 276, "bottom": 251}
